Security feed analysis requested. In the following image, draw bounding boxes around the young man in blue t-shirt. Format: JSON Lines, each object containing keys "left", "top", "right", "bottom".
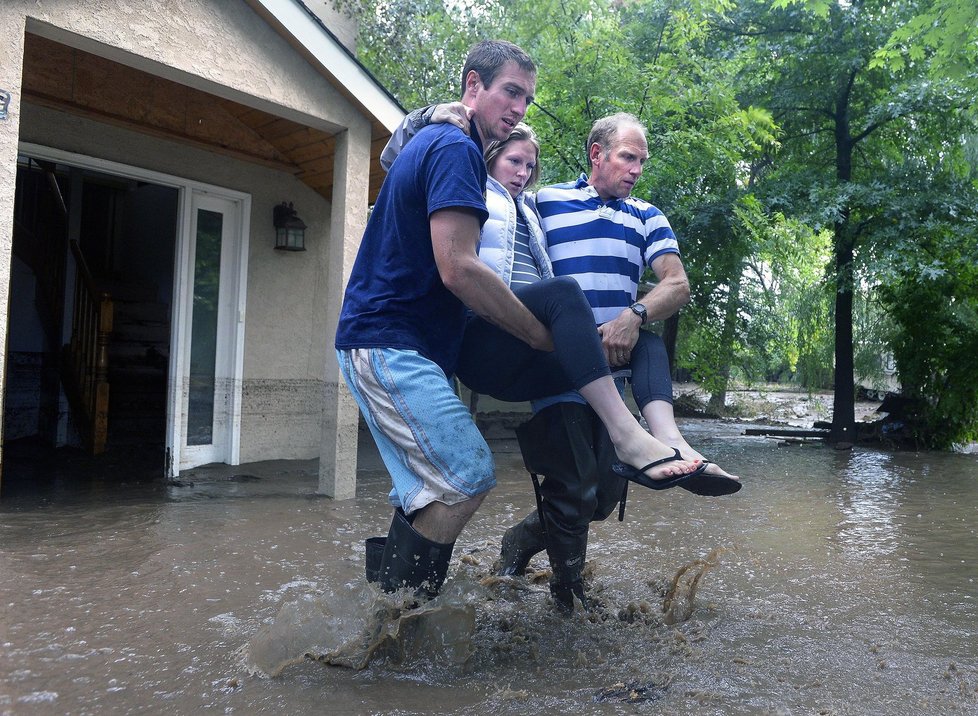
{"left": 334, "top": 40, "right": 547, "bottom": 598}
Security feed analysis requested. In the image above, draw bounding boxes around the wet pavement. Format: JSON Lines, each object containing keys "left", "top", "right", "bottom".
{"left": 1, "top": 419, "right": 977, "bottom": 715}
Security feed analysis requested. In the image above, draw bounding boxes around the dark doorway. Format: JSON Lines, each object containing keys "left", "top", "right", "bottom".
{"left": 3, "top": 155, "right": 178, "bottom": 495}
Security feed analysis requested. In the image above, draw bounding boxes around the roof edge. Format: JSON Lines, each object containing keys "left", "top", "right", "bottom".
{"left": 249, "top": 0, "right": 405, "bottom": 132}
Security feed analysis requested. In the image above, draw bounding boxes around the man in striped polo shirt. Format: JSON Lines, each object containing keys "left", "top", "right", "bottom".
{"left": 500, "top": 113, "right": 705, "bottom": 611}
{"left": 536, "top": 113, "right": 688, "bottom": 347}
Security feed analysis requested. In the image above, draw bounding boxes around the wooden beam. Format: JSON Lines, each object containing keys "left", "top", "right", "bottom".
{"left": 20, "top": 33, "right": 397, "bottom": 204}
{"left": 743, "top": 428, "right": 830, "bottom": 438}
{"left": 23, "top": 90, "right": 300, "bottom": 175}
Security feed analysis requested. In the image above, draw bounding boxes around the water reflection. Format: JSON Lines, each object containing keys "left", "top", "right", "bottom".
{"left": 836, "top": 450, "right": 903, "bottom": 557}
{"left": 1, "top": 427, "right": 977, "bottom": 715}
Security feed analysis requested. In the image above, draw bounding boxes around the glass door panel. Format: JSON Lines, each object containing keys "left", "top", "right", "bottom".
{"left": 174, "top": 190, "right": 245, "bottom": 473}
{"left": 187, "top": 208, "right": 223, "bottom": 445}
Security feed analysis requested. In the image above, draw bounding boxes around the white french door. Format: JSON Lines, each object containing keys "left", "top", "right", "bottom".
{"left": 18, "top": 143, "right": 250, "bottom": 477}
{"left": 169, "top": 191, "right": 248, "bottom": 473}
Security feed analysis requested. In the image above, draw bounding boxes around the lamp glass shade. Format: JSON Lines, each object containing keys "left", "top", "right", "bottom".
{"left": 274, "top": 203, "right": 307, "bottom": 251}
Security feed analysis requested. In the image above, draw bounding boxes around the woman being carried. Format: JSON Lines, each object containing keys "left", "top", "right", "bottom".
{"left": 383, "top": 107, "right": 739, "bottom": 492}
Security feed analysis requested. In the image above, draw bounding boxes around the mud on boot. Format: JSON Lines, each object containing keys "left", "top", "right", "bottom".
{"left": 550, "top": 579, "right": 591, "bottom": 616}
{"left": 498, "top": 510, "right": 546, "bottom": 576}
{"left": 545, "top": 528, "right": 592, "bottom": 616}
{"left": 378, "top": 509, "right": 455, "bottom": 600}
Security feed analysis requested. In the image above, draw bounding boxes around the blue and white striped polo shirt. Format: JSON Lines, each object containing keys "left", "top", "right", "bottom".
{"left": 535, "top": 174, "right": 680, "bottom": 325}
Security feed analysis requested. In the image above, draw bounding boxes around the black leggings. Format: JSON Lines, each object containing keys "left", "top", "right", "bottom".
{"left": 456, "top": 276, "right": 673, "bottom": 408}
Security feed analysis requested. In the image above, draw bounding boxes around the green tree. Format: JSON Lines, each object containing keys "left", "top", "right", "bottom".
{"left": 340, "top": 0, "right": 978, "bottom": 446}
{"left": 715, "top": 0, "right": 976, "bottom": 443}
{"left": 870, "top": 159, "right": 978, "bottom": 446}
{"left": 333, "top": 0, "right": 504, "bottom": 108}
{"left": 869, "top": 0, "right": 978, "bottom": 82}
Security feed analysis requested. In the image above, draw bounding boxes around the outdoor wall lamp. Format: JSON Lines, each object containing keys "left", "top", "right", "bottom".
{"left": 273, "top": 201, "right": 307, "bottom": 251}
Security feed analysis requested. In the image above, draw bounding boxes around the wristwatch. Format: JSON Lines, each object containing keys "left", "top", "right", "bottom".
{"left": 628, "top": 302, "right": 648, "bottom": 325}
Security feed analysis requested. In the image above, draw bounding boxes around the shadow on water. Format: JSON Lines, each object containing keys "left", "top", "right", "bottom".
{"left": 0, "top": 437, "right": 166, "bottom": 508}
{"left": 2, "top": 421, "right": 977, "bottom": 714}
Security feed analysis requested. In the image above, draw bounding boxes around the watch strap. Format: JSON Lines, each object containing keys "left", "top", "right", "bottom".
{"left": 629, "top": 302, "right": 648, "bottom": 325}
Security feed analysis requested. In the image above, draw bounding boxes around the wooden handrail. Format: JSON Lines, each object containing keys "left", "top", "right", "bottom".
{"left": 64, "top": 240, "right": 113, "bottom": 454}
{"left": 69, "top": 240, "right": 103, "bottom": 301}
{"left": 15, "top": 160, "right": 112, "bottom": 454}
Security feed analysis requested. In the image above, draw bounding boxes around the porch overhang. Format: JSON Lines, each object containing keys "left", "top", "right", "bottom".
{"left": 246, "top": 0, "right": 405, "bottom": 202}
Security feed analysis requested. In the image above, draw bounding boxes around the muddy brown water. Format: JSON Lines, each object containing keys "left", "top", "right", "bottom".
{"left": 2, "top": 420, "right": 977, "bottom": 715}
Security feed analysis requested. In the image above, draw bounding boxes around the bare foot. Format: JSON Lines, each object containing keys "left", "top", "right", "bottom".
{"left": 661, "top": 438, "right": 739, "bottom": 480}
{"left": 615, "top": 428, "right": 701, "bottom": 480}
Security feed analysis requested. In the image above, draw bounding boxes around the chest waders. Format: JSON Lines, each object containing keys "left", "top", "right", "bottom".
{"left": 506, "top": 402, "right": 627, "bottom": 614}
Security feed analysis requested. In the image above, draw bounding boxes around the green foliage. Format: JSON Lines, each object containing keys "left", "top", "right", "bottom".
{"left": 871, "top": 0, "right": 978, "bottom": 83}
{"left": 678, "top": 193, "right": 835, "bottom": 390}
{"left": 771, "top": 0, "right": 978, "bottom": 81}
{"left": 875, "top": 171, "right": 978, "bottom": 448}
{"left": 711, "top": 0, "right": 978, "bottom": 438}
{"left": 341, "top": 0, "right": 978, "bottom": 448}
{"left": 332, "top": 0, "right": 505, "bottom": 107}
{"left": 882, "top": 272, "right": 978, "bottom": 449}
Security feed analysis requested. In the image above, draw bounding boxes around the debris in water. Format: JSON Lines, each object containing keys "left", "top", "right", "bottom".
{"left": 662, "top": 548, "right": 726, "bottom": 625}
{"left": 594, "top": 680, "right": 666, "bottom": 703}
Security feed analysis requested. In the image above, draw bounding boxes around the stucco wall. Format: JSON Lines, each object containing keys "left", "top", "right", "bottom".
{"left": 0, "top": 0, "right": 377, "bottom": 482}
{"left": 0, "top": 15, "right": 28, "bottom": 454}
{"left": 12, "top": 0, "right": 366, "bottom": 133}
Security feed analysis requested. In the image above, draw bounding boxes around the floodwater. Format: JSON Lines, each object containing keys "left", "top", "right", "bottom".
{"left": 1, "top": 420, "right": 977, "bottom": 715}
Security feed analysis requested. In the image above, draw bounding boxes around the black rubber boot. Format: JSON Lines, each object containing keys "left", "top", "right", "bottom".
{"left": 378, "top": 509, "right": 455, "bottom": 599}
{"left": 498, "top": 510, "right": 546, "bottom": 576}
{"left": 365, "top": 536, "right": 386, "bottom": 583}
{"left": 513, "top": 403, "right": 619, "bottom": 615}
{"left": 544, "top": 525, "right": 590, "bottom": 616}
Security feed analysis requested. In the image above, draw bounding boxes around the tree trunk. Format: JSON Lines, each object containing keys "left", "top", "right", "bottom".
{"left": 708, "top": 266, "right": 742, "bottom": 415}
{"left": 830, "top": 89, "right": 857, "bottom": 445}
{"left": 830, "top": 223, "right": 857, "bottom": 444}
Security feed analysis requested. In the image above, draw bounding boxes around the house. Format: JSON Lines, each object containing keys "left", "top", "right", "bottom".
{"left": 0, "top": 0, "right": 404, "bottom": 497}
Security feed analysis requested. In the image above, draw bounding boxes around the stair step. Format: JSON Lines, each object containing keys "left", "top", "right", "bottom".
{"left": 111, "top": 394, "right": 166, "bottom": 410}
{"left": 113, "top": 300, "right": 170, "bottom": 324}
{"left": 109, "top": 344, "right": 169, "bottom": 369}
{"left": 111, "top": 322, "right": 169, "bottom": 343}
{"left": 102, "top": 280, "right": 160, "bottom": 304}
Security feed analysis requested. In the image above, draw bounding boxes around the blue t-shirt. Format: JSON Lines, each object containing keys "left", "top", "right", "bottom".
{"left": 335, "top": 124, "right": 489, "bottom": 376}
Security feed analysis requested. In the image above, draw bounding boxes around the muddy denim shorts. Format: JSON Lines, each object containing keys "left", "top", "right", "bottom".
{"left": 337, "top": 348, "right": 495, "bottom": 515}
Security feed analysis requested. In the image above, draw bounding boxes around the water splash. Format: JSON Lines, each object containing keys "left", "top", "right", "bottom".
{"left": 662, "top": 548, "right": 725, "bottom": 625}
{"left": 243, "top": 585, "right": 476, "bottom": 676}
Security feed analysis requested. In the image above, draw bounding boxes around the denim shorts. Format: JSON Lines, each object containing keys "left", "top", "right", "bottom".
{"left": 337, "top": 347, "right": 495, "bottom": 514}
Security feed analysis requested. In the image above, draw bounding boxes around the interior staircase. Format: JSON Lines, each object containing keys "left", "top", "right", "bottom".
{"left": 105, "top": 283, "right": 170, "bottom": 454}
